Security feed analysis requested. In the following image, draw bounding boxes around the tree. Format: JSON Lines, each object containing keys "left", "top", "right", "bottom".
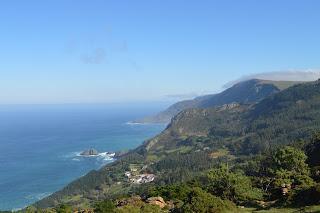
{"left": 306, "top": 133, "right": 320, "bottom": 167}
{"left": 269, "top": 146, "right": 314, "bottom": 189}
{"left": 206, "top": 165, "right": 263, "bottom": 203}
{"left": 55, "top": 204, "right": 72, "bottom": 213}
{"left": 94, "top": 200, "right": 116, "bottom": 213}
{"left": 178, "top": 187, "right": 235, "bottom": 213}
{"left": 147, "top": 184, "right": 191, "bottom": 201}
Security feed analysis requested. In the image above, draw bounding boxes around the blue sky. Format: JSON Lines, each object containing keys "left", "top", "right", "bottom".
{"left": 1, "top": 0, "right": 320, "bottom": 104}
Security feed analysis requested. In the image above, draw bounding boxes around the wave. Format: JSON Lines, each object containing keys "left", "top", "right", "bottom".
{"left": 98, "top": 152, "right": 115, "bottom": 161}
{"left": 125, "top": 121, "right": 166, "bottom": 126}
{"left": 12, "top": 207, "right": 24, "bottom": 212}
{"left": 15, "top": 192, "right": 53, "bottom": 211}
{"left": 63, "top": 151, "right": 82, "bottom": 158}
{"left": 125, "top": 121, "right": 159, "bottom": 125}
{"left": 25, "top": 192, "right": 52, "bottom": 201}
{"left": 125, "top": 121, "right": 145, "bottom": 125}
{"left": 66, "top": 151, "right": 115, "bottom": 162}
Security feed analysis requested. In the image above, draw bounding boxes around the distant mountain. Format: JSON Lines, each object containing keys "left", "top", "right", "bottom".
{"left": 135, "top": 79, "right": 301, "bottom": 123}
{"left": 143, "top": 80, "right": 320, "bottom": 154}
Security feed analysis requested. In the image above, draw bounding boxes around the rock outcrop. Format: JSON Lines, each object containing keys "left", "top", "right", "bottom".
{"left": 146, "top": 196, "right": 166, "bottom": 208}
{"left": 116, "top": 196, "right": 143, "bottom": 207}
{"left": 80, "top": 148, "right": 98, "bottom": 156}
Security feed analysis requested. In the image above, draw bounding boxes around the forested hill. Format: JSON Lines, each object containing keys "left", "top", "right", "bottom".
{"left": 135, "top": 79, "right": 301, "bottom": 123}
{"left": 144, "top": 80, "right": 320, "bottom": 155}
{"left": 35, "top": 80, "right": 320, "bottom": 209}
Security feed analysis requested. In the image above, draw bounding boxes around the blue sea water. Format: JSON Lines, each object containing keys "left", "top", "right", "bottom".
{"left": 0, "top": 103, "right": 167, "bottom": 211}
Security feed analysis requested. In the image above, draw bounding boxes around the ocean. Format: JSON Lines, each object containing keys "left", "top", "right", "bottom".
{"left": 0, "top": 103, "right": 167, "bottom": 211}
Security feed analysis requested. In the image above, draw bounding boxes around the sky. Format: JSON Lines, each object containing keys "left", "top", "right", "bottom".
{"left": 1, "top": 0, "right": 320, "bottom": 104}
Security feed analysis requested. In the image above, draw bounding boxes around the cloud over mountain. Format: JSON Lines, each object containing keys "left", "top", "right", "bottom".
{"left": 224, "top": 70, "right": 320, "bottom": 88}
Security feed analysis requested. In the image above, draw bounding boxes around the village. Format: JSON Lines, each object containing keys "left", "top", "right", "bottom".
{"left": 124, "top": 164, "right": 155, "bottom": 184}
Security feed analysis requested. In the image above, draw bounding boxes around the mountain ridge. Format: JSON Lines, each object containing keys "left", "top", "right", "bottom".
{"left": 135, "top": 79, "right": 302, "bottom": 123}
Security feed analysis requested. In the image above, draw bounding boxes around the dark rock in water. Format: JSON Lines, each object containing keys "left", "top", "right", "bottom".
{"left": 80, "top": 148, "right": 98, "bottom": 156}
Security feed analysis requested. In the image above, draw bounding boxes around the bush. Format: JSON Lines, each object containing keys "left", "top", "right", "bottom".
{"left": 293, "top": 183, "right": 320, "bottom": 206}
{"left": 206, "top": 165, "right": 263, "bottom": 203}
{"left": 177, "top": 187, "right": 235, "bottom": 213}
{"left": 114, "top": 205, "right": 140, "bottom": 213}
{"left": 55, "top": 204, "right": 72, "bottom": 213}
{"left": 140, "top": 204, "right": 162, "bottom": 213}
{"left": 94, "top": 200, "right": 116, "bottom": 213}
{"left": 147, "top": 183, "right": 192, "bottom": 201}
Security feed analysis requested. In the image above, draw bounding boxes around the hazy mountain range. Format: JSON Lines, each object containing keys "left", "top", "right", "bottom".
{"left": 135, "top": 79, "right": 302, "bottom": 123}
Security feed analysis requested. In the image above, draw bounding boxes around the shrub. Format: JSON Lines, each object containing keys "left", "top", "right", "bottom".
{"left": 55, "top": 204, "right": 72, "bottom": 213}
{"left": 206, "top": 165, "right": 263, "bottom": 203}
{"left": 178, "top": 187, "right": 235, "bottom": 213}
{"left": 94, "top": 200, "right": 116, "bottom": 213}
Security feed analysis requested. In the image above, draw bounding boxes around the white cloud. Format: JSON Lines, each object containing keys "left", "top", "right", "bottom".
{"left": 223, "top": 69, "right": 320, "bottom": 88}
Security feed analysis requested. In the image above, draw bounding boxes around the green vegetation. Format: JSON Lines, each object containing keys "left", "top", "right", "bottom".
{"left": 94, "top": 200, "right": 115, "bottom": 213}
{"left": 206, "top": 165, "right": 263, "bottom": 203}
{"left": 55, "top": 204, "right": 73, "bottom": 213}
{"left": 145, "top": 80, "right": 320, "bottom": 157}
{"left": 177, "top": 187, "right": 236, "bottom": 213}
{"left": 64, "top": 139, "right": 319, "bottom": 212}
{"left": 136, "top": 79, "right": 296, "bottom": 123}
{"left": 33, "top": 80, "right": 320, "bottom": 212}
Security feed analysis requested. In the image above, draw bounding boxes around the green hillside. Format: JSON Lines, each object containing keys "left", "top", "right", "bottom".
{"left": 135, "top": 79, "right": 301, "bottom": 123}
{"left": 33, "top": 80, "right": 320, "bottom": 211}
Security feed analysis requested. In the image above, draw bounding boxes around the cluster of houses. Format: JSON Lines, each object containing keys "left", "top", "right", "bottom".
{"left": 125, "top": 172, "right": 155, "bottom": 184}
